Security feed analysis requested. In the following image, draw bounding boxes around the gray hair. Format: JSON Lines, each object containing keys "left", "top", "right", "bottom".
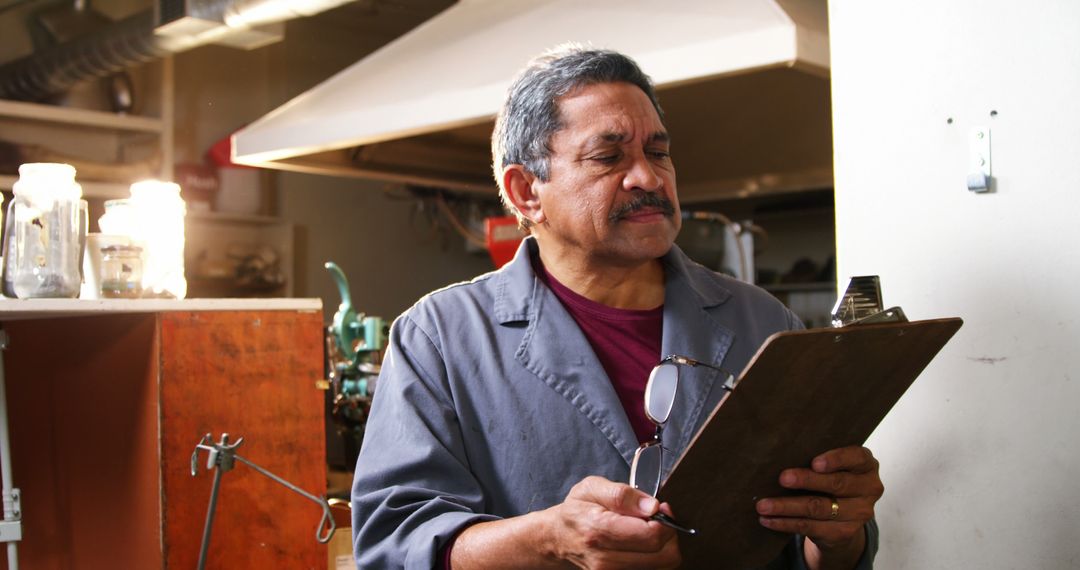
{"left": 491, "top": 45, "right": 665, "bottom": 227}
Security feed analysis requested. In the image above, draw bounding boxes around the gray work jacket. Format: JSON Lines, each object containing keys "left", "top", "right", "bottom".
{"left": 351, "top": 238, "right": 876, "bottom": 569}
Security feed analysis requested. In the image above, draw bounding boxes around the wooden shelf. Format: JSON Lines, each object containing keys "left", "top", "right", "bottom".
{"left": 0, "top": 297, "right": 321, "bottom": 321}
{"left": 3, "top": 308, "right": 326, "bottom": 568}
{"left": 0, "top": 98, "right": 165, "bottom": 133}
{"left": 0, "top": 57, "right": 174, "bottom": 189}
{"left": 185, "top": 214, "right": 295, "bottom": 298}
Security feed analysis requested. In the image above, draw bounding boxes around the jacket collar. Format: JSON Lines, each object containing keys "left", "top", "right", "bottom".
{"left": 493, "top": 237, "right": 734, "bottom": 322}
{"left": 493, "top": 237, "right": 737, "bottom": 467}
{"left": 492, "top": 237, "right": 543, "bottom": 324}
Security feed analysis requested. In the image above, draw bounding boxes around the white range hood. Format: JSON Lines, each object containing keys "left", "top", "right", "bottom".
{"left": 233, "top": 0, "right": 833, "bottom": 202}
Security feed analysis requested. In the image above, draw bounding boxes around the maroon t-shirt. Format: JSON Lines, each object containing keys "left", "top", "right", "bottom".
{"left": 441, "top": 264, "right": 664, "bottom": 568}
{"left": 539, "top": 267, "right": 663, "bottom": 444}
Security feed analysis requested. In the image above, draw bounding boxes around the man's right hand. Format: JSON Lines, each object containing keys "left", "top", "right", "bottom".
{"left": 452, "top": 476, "right": 681, "bottom": 569}
{"left": 540, "top": 476, "right": 681, "bottom": 569}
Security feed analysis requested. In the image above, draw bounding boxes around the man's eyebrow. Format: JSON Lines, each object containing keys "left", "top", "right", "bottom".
{"left": 583, "top": 130, "right": 670, "bottom": 147}
{"left": 588, "top": 132, "right": 627, "bottom": 145}
{"left": 648, "top": 131, "right": 670, "bottom": 144}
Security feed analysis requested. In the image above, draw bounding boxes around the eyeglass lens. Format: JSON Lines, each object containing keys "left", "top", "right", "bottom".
{"left": 644, "top": 363, "right": 679, "bottom": 425}
{"left": 630, "top": 441, "right": 663, "bottom": 496}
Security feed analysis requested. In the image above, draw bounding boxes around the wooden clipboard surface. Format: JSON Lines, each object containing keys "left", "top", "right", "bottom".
{"left": 657, "top": 318, "right": 963, "bottom": 569}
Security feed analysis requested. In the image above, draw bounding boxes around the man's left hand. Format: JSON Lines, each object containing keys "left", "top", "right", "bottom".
{"left": 755, "top": 446, "right": 884, "bottom": 568}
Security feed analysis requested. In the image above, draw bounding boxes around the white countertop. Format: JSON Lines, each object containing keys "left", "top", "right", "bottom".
{"left": 0, "top": 297, "right": 323, "bottom": 321}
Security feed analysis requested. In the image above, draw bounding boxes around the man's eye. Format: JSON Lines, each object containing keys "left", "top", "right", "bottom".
{"left": 591, "top": 154, "right": 620, "bottom": 164}
{"left": 648, "top": 150, "right": 671, "bottom": 160}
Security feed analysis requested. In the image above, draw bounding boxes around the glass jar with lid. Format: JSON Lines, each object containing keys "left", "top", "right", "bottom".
{"left": 2, "top": 163, "right": 84, "bottom": 298}
{"left": 129, "top": 181, "right": 186, "bottom": 299}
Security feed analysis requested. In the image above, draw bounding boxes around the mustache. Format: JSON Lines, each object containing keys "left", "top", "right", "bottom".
{"left": 608, "top": 192, "right": 676, "bottom": 222}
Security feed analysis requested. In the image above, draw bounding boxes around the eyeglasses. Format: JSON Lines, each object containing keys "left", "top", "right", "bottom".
{"left": 629, "top": 355, "right": 737, "bottom": 534}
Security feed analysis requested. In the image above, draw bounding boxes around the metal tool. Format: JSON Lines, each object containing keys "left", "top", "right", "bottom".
{"left": 190, "top": 433, "right": 335, "bottom": 570}
{"left": 831, "top": 276, "right": 908, "bottom": 327}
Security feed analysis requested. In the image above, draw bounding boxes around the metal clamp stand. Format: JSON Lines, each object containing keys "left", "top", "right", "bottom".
{"left": 191, "top": 433, "right": 335, "bottom": 570}
{"left": 0, "top": 330, "right": 22, "bottom": 570}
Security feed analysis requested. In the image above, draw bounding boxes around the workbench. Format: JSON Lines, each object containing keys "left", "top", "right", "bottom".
{"left": 0, "top": 298, "right": 327, "bottom": 569}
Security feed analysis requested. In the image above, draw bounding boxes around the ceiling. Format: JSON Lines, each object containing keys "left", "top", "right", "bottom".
{"left": 233, "top": 0, "right": 835, "bottom": 204}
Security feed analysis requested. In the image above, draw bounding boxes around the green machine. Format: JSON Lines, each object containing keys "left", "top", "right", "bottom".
{"left": 323, "top": 262, "right": 387, "bottom": 467}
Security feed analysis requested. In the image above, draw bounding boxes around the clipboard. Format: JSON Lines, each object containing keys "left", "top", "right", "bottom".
{"left": 657, "top": 317, "right": 963, "bottom": 569}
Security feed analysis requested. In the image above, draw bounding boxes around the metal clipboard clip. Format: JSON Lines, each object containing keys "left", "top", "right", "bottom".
{"left": 830, "top": 276, "right": 908, "bottom": 328}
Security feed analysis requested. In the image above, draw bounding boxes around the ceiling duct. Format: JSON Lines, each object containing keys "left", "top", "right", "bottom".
{"left": 232, "top": 0, "right": 834, "bottom": 203}
{"left": 0, "top": 0, "right": 353, "bottom": 101}
{"left": 0, "top": 9, "right": 168, "bottom": 101}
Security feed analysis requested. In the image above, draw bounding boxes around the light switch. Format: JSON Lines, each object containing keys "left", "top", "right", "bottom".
{"left": 968, "top": 126, "right": 992, "bottom": 193}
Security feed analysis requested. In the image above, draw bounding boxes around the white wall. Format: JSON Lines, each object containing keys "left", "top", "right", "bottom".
{"left": 829, "top": 1, "right": 1080, "bottom": 568}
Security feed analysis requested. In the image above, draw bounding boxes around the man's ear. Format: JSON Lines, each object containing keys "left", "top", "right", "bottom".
{"left": 502, "top": 165, "right": 545, "bottom": 225}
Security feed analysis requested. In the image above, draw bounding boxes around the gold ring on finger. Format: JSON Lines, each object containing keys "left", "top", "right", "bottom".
{"left": 829, "top": 498, "right": 840, "bottom": 520}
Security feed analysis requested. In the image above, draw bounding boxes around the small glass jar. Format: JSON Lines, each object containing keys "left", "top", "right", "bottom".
{"left": 98, "top": 198, "right": 138, "bottom": 237}
{"left": 100, "top": 245, "right": 143, "bottom": 299}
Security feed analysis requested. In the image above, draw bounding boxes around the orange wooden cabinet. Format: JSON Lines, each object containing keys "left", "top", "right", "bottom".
{"left": 1, "top": 308, "right": 327, "bottom": 569}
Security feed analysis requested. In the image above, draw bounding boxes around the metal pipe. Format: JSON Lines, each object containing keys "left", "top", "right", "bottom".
{"left": 196, "top": 461, "right": 225, "bottom": 570}
{"left": 0, "top": 330, "right": 19, "bottom": 570}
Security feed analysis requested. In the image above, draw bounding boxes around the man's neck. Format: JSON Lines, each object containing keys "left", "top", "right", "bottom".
{"left": 536, "top": 244, "right": 666, "bottom": 310}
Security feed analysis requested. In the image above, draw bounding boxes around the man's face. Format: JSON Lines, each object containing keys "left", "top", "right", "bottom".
{"left": 530, "top": 81, "right": 681, "bottom": 267}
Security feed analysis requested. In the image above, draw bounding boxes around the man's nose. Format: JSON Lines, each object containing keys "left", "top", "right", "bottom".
{"left": 622, "top": 152, "right": 663, "bottom": 193}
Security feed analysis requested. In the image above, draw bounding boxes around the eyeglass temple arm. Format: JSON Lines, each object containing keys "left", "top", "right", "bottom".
{"left": 660, "top": 354, "right": 729, "bottom": 374}
{"left": 660, "top": 355, "right": 738, "bottom": 389}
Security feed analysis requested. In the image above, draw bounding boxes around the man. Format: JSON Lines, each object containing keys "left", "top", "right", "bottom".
{"left": 352, "top": 46, "right": 883, "bottom": 569}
